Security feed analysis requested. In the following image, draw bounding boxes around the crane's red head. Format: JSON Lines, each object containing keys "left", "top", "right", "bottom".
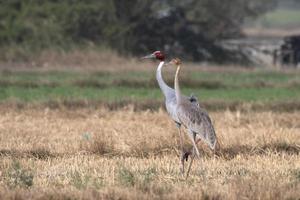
{"left": 142, "top": 51, "right": 165, "bottom": 61}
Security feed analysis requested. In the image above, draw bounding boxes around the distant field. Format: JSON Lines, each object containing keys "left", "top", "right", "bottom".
{"left": 253, "top": 8, "right": 300, "bottom": 29}
{"left": 0, "top": 68, "right": 300, "bottom": 111}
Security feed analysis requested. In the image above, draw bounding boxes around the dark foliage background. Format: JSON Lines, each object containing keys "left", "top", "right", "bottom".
{"left": 0, "top": 0, "right": 277, "bottom": 62}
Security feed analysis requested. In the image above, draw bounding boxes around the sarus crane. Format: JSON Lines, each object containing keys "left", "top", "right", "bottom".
{"left": 170, "top": 58, "right": 220, "bottom": 178}
{"left": 142, "top": 51, "right": 199, "bottom": 174}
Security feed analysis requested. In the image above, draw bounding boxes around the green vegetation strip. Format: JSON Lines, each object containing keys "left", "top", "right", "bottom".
{"left": 0, "top": 69, "right": 299, "bottom": 109}
{"left": 1, "top": 69, "right": 300, "bottom": 89}
{"left": 257, "top": 8, "right": 300, "bottom": 28}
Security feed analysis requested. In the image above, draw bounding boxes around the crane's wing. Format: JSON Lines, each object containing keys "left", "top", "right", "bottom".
{"left": 177, "top": 102, "right": 217, "bottom": 149}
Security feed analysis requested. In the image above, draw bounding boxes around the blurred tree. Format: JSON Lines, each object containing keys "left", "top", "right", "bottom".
{"left": 108, "top": 0, "right": 277, "bottom": 61}
{"left": 0, "top": 0, "right": 278, "bottom": 62}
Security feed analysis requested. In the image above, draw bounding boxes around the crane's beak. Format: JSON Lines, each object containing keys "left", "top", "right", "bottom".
{"left": 141, "top": 54, "right": 155, "bottom": 59}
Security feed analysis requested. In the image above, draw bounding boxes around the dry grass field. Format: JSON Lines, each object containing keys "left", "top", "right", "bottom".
{"left": 0, "top": 106, "right": 299, "bottom": 199}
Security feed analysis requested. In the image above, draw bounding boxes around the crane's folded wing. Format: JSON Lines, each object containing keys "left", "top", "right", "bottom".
{"left": 177, "top": 103, "right": 217, "bottom": 149}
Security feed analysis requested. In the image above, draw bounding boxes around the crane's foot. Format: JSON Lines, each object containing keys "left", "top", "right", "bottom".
{"left": 181, "top": 150, "right": 191, "bottom": 162}
{"left": 179, "top": 149, "right": 191, "bottom": 175}
{"left": 185, "top": 148, "right": 197, "bottom": 180}
{"left": 179, "top": 151, "right": 185, "bottom": 175}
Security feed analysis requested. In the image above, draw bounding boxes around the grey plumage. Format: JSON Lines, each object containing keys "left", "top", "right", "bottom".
{"left": 176, "top": 99, "right": 217, "bottom": 149}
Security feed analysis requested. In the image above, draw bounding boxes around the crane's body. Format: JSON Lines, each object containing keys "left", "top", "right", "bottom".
{"left": 175, "top": 97, "right": 217, "bottom": 150}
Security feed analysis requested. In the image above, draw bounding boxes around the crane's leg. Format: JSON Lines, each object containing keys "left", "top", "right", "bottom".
{"left": 188, "top": 130, "right": 200, "bottom": 159}
{"left": 186, "top": 149, "right": 195, "bottom": 179}
{"left": 185, "top": 138, "right": 201, "bottom": 179}
{"left": 176, "top": 124, "right": 185, "bottom": 175}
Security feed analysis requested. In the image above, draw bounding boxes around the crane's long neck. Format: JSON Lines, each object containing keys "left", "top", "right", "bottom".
{"left": 156, "top": 61, "right": 171, "bottom": 97}
{"left": 174, "top": 65, "right": 182, "bottom": 104}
